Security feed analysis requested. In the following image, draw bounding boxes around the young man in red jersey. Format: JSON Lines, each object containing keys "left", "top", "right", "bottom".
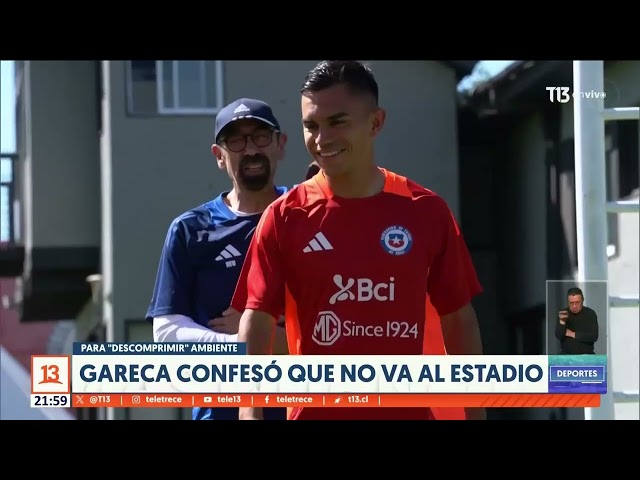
{"left": 232, "top": 60, "right": 485, "bottom": 420}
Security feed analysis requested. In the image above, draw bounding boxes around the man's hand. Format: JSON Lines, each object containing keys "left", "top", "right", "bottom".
{"left": 565, "top": 329, "right": 576, "bottom": 338}
{"left": 208, "top": 307, "right": 241, "bottom": 334}
{"left": 558, "top": 310, "right": 568, "bottom": 325}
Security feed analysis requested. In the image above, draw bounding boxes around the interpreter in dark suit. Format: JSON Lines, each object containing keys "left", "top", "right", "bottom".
{"left": 554, "top": 287, "right": 599, "bottom": 354}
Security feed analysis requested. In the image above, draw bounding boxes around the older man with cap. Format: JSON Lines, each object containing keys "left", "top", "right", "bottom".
{"left": 145, "top": 98, "right": 290, "bottom": 420}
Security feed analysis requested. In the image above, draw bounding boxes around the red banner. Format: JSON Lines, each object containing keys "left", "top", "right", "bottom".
{"left": 71, "top": 393, "right": 600, "bottom": 408}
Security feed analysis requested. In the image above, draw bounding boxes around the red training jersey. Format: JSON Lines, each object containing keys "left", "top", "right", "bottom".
{"left": 232, "top": 168, "right": 482, "bottom": 420}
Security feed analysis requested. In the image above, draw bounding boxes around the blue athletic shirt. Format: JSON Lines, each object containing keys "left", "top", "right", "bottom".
{"left": 145, "top": 186, "right": 289, "bottom": 420}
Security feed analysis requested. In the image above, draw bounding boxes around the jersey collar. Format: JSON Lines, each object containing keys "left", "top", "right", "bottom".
{"left": 311, "top": 167, "right": 412, "bottom": 199}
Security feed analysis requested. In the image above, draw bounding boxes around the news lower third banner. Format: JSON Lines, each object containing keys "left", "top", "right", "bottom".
{"left": 29, "top": 343, "right": 605, "bottom": 409}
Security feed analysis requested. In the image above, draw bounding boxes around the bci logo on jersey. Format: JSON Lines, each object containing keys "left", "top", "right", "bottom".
{"left": 329, "top": 274, "right": 395, "bottom": 304}
{"left": 380, "top": 225, "right": 412, "bottom": 256}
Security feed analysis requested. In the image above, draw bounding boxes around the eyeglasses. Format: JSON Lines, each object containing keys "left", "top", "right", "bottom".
{"left": 221, "top": 130, "right": 279, "bottom": 153}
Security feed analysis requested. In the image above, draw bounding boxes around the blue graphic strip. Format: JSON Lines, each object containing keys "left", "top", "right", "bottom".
{"left": 547, "top": 361, "right": 607, "bottom": 394}
{"left": 548, "top": 382, "right": 607, "bottom": 394}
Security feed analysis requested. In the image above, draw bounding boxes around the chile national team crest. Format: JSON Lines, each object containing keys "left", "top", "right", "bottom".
{"left": 380, "top": 225, "right": 413, "bottom": 256}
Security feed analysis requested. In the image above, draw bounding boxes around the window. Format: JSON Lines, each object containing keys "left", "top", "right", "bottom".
{"left": 126, "top": 60, "right": 224, "bottom": 115}
{"left": 1, "top": 155, "right": 17, "bottom": 244}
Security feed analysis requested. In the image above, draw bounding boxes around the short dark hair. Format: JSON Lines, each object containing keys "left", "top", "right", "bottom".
{"left": 567, "top": 287, "right": 584, "bottom": 298}
{"left": 300, "top": 60, "right": 379, "bottom": 106}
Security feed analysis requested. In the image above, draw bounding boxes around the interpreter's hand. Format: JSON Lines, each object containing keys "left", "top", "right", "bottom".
{"left": 565, "top": 329, "right": 576, "bottom": 339}
{"left": 559, "top": 310, "right": 568, "bottom": 325}
{"left": 208, "top": 307, "right": 241, "bottom": 334}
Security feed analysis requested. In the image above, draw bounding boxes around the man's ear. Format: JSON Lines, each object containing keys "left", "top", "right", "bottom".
{"left": 211, "top": 144, "right": 225, "bottom": 170}
{"left": 370, "top": 107, "right": 386, "bottom": 138}
{"left": 278, "top": 132, "right": 288, "bottom": 150}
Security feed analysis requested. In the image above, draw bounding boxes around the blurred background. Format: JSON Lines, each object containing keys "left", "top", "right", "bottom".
{"left": 1, "top": 60, "right": 638, "bottom": 421}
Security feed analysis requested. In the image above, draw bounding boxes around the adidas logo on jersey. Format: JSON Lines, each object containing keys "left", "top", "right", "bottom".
{"left": 215, "top": 244, "right": 242, "bottom": 268}
{"left": 303, "top": 232, "right": 334, "bottom": 253}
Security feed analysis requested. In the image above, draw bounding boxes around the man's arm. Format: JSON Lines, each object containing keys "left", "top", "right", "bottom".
{"left": 427, "top": 198, "right": 485, "bottom": 420}
{"left": 230, "top": 272, "right": 288, "bottom": 355}
{"left": 440, "top": 304, "right": 483, "bottom": 355}
{"left": 231, "top": 202, "right": 287, "bottom": 419}
{"left": 146, "top": 218, "right": 201, "bottom": 338}
{"left": 441, "top": 304, "right": 485, "bottom": 420}
{"left": 146, "top": 219, "right": 239, "bottom": 344}
{"left": 238, "top": 310, "right": 278, "bottom": 354}
{"left": 154, "top": 314, "right": 237, "bottom": 343}
{"left": 575, "top": 310, "right": 599, "bottom": 343}
{"left": 273, "top": 318, "right": 289, "bottom": 355}
{"left": 554, "top": 316, "right": 567, "bottom": 340}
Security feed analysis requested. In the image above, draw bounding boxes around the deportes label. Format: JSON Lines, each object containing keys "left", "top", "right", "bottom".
{"left": 547, "top": 355, "right": 607, "bottom": 394}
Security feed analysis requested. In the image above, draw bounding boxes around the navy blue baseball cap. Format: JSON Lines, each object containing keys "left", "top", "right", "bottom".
{"left": 215, "top": 98, "right": 281, "bottom": 142}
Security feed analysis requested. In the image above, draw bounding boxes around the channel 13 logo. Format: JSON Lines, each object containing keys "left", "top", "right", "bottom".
{"left": 31, "top": 355, "right": 71, "bottom": 395}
